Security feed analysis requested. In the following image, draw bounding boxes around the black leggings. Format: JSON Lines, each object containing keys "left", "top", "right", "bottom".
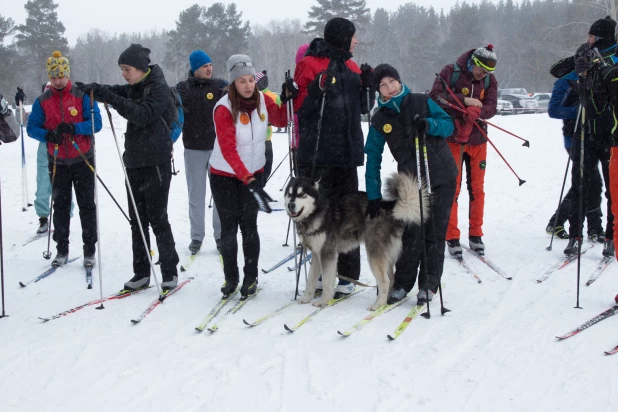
{"left": 210, "top": 173, "right": 262, "bottom": 285}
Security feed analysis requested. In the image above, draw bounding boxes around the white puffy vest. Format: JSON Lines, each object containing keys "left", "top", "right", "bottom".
{"left": 210, "top": 93, "right": 269, "bottom": 175}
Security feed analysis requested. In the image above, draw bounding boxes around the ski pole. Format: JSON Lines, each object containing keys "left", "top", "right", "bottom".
{"left": 90, "top": 91, "right": 105, "bottom": 309}
{"left": 104, "top": 103, "right": 162, "bottom": 297}
{"left": 416, "top": 115, "right": 450, "bottom": 316}
{"left": 266, "top": 151, "right": 289, "bottom": 184}
{"left": 413, "top": 131, "right": 431, "bottom": 319}
{"left": 575, "top": 75, "right": 586, "bottom": 310}
{"left": 435, "top": 74, "right": 526, "bottom": 186}
{"left": 435, "top": 96, "right": 530, "bottom": 147}
{"left": 43, "top": 145, "right": 58, "bottom": 260}
{"left": 67, "top": 138, "right": 130, "bottom": 223}
{"left": 547, "top": 105, "right": 581, "bottom": 251}
{"left": 19, "top": 102, "right": 32, "bottom": 211}
{"left": 0, "top": 176, "right": 6, "bottom": 318}
{"left": 279, "top": 173, "right": 291, "bottom": 191}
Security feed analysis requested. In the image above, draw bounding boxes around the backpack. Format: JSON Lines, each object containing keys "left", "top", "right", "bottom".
{"left": 144, "top": 85, "right": 185, "bottom": 143}
{"left": 451, "top": 62, "right": 490, "bottom": 91}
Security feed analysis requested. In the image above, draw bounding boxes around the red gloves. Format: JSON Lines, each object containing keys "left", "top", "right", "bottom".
{"left": 454, "top": 106, "right": 482, "bottom": 143}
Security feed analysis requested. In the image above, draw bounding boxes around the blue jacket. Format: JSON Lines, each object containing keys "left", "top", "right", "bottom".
{"left": 548, "top": 72, "right": 578, "bottom": 149}
{"left": 365, "top": 84, "right": 455, "bottom": 200}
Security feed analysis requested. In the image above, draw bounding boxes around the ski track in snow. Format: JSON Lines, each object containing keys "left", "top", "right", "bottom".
{"left": 0, "top": 110, "right": 616, "bottom": 411}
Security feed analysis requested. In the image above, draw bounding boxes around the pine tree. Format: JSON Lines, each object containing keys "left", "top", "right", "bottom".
{"left": 202, "top": 3, "right": 251, "bottom": 71}
{"left": 304, "top": 0, "right": 371, "bottom": 36}
{"left": 15, "top": 0, "right": 68, "bottom": 94}
{"left": 164, "top": 4, "right": 206, "bottom": 82}
{"left": 0, "top": 14, "right": 19, "bottom": 101}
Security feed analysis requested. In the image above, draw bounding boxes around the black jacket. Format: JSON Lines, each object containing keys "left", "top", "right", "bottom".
{"left": 175, "top": 71, "right": 227, "bottom": 151}
{"left": 296, "top": 38, "right": 368, "bottom": 169}
{"left": 106, "top": 64, "right": 174, "bottom": 169}
{"left": 371, "top": 93, "right": 458, "bottom": 189}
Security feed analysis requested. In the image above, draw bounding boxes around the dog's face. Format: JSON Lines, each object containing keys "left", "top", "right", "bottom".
{"left": 284, "top": 177, "right": 320, "bottom": 221}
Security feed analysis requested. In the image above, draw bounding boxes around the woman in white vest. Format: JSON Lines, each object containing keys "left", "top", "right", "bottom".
{"left": 210, "top": 54, "right": 295, "bottom": 299}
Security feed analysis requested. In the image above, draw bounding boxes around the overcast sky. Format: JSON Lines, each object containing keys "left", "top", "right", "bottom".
{"left": 5, "top": 0, "right": 467, "bottom": 45}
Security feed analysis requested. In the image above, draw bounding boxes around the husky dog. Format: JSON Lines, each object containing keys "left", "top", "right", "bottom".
{"left": 285, "top": 173, "right": 428, "bottom": 310}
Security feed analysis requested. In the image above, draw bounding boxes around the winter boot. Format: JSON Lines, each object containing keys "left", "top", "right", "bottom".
{"left": 240, "top": 276, "right": 258, "bottom": 298}
{"left": 469, "top": 236, "right": 485, "bottom": 255}
{"left": 37, "top": 217, "right": 49, "bottom": 234}
{"left": 123, "top": 273, "right": 150, "bottom": 291}
{"left": 220, "top": 280, "right": 238, "bottom": 298}
{"left": 161, "top": 274, "right": 178, "bottom": 293}
{"left": 388, "top": 287, "right": 408, "bottom": 305}
{"left": 563, "top": 238, "right": 580, "bottom": 256}
{"left": 546, "top": 224, "right": 569, "bottom": 240}
{"left": 83, "top": 255, "right": 96, "bottom": 269}
{"left": 416, "top": 289, "right": 435, "bottom": 305}
{"left": 334, "top": 279, "right": 355, "bottom": 296}
{"left": 51, "top": 252, "right": 68, "bottom": 268}
{"left": 603, "top": 239, "right": 615, "bottom": 257}
{"left": 447, "top": 239, "right": 462, "bottom": 257}
{"left": 588, "top": 229, "right": 606, "bottom": 244}
{"left": 188, "top": 240, "right": 202, "bottom": 254}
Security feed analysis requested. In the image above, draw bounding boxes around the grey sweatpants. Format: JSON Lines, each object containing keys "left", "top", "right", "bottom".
{"left": 184, "top": 148, "right": 220, "bottom": 242}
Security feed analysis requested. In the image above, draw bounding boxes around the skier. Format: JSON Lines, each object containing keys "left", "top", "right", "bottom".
{"left": 430, "top": 45, "right": 498, "bottom": 257}
{"left": 210, "top": 54, "right": 290, "bottom": 298}
{"left": 364, "top": 64, "right": 456, "bottom": 304}
{"left": 175, "top": 50, "right": 227, "bottom": 254}
{"left": 292, "top": 17, "right": 373, "bottom": 294}
{"left": 77, "top": 43, "right": 180, "bottom": 291}
{"left": 14, "top": 87, "right": 26, "bottom": 108}
{"left": 254, "top": 70, "right": 281, "bottom": 183}
{"left": 546, "top": 59, "right": 603, "bottom": 242}
{"left": 26, "top": 51, "right": 102, "bottom": 268}
{"left": 0, "top": 94, "right": 19, "bottom": 143}
{"left": 550, "top": 16, "right": 617, "bottom": 257}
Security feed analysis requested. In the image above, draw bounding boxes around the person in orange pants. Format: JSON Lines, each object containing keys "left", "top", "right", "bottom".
{"left": 430, "top": 45, "right": 498, "bottom": 256}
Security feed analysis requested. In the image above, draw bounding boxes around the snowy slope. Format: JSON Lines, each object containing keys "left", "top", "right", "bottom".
{"left": 0, "top": 110, "right": 616, "bottom": 412}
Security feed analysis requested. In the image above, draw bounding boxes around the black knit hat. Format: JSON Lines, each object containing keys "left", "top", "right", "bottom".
{"left": 372, "top": 64, "right": 401, "bottom": 93}
{"left": 589, "top": 16, "right": 617, "bottom": 39}
{"left": 118, "top": 44, "right": 151, "bottom": 72}
{"left": 324, "top": 17, "right": 356, "bottom": 51}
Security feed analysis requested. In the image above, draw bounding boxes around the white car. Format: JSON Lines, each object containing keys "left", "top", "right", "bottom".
{"left": 497, "top": 99, "right": 514, "bottom": 115}
{"left": 500, "top": 94, "right": 539, "bottom": 114}
{"left": 532, "top": 93, "right": 551, "bottom": 112}
{"left": 499, "top": 88, "right": 529, "bottom": 97}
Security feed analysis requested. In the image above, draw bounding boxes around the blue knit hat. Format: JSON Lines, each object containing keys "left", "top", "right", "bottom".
{"left": 190, "top": 50, "right": 212, "bottom": 73}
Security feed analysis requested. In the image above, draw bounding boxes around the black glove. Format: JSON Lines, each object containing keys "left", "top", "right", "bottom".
{"left": 413, "top": 114, "right": 428, "bottom": 135}
{"left": 308, "top": 71, "right": 336, "bottom": 97}
{"left": 575, "top": 46, "right": 595, "bottom": 76}
{"left": 365, "top": 198, "right": 382, "bottom": 219}
{"left": 248, "top": 179, "right": 274, "bottom": 213}
{"left": 77, "top": 82, "right": 114, "bottom": 103}
{"left": 55, "top": 122, "right": 76, "bottom": 136}
{"left": 45, "top": 130, "right": 63, "bottom": 144}
{"left": 280, "top": 78, "right": 299, "bottom": 104}
{"left": 75, "top": 82, "right": 96, "bottom": 95}
{"left": 360, "top": 63, "right": 373, "bottom": 90}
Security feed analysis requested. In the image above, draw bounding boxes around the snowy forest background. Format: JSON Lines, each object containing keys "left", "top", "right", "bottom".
{"left": 1, "top": 0, "right": 616, "bottom": 101}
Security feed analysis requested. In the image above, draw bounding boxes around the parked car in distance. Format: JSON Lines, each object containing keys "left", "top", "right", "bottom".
{"left": 499, "top": 88, "right": 529, "bottom": 97}
{"left": 500, "top": 94, "right": 539, "bottom": 114}
{"left": 532, "top": 93, "right": 551, "bottom": 112}
{"left": 497, "top": 99, "right": 514, "bottom": 115}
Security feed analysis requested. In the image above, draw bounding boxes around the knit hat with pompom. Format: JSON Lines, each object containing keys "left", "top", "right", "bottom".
{"left": 46, "top": 51, "right": 70, "bottom": 78}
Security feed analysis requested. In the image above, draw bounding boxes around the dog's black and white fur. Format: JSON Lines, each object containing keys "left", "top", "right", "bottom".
{"left": 285, "top": 173, "right": 429, "bottom": 310}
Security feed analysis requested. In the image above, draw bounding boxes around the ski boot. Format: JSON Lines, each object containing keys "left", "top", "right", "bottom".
{"left": 83, "top": 255, "right": 96, "bottom": 269}
{"left": 469, "top": 236, "right": 485, "bottom": 255}
{"left": 161, "top": 274, "right": 178, "bottom": 293}
{"left": 416, "top": 289, "right": 435, "bottom": 305}
{"left": 603, "top": 239, "right": 615, "bottom": 257}
{"left": 588, "top": 229, "right": 606, "bottom": 244}
{"left": 388, "top": 287, "right": 407, "bottom": 305}
{"left": 334, "top": 279, "right": 355, "bottom": 298}
{"left": 37, "top": 217, "right": 49, "bottom": 234}
{"left": 188, "top": 240, "right": 202, "bottom": 254}
{"left": 563, "top": 238, "right": 580, "bottom": 256}
{"left": 220, "top": 280, "right": 238, "bottom": 299}
{"left": 123, "top": 273, "right": 150, "bottom": 291}
{"left": 447, "top": 239, "right": 462, "bottom": 258}
{"left": 240, "top": 276, "right": 258, "bottom": 298}
{"left": 546, "top": 224, "right": 569, "bottom": 240}
{"left": 51, "top": 252, "right": 68, "bottom": 268}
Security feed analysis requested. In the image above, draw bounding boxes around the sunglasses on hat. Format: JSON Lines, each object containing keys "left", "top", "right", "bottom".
{"left": 230, "top": 61, "right": 254, "bottom": 72}
{"left": 472, "top": 55, "right": 496, "bottom": 72}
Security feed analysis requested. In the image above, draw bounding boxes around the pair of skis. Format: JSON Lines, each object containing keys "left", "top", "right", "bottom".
{"left": 195, "top": 288, "right": 261, "bottom": 332}
{"left": 453, "top": 247, "right": 512, "bottom": 283}
{"left": 556, "top": 303, "right": 618, "bottom": 355}
{"left": 22, "top": 230, "right": 54, "bottom": 246}
{"left": 19, "top": 257, "right": 83, "bottom": 287}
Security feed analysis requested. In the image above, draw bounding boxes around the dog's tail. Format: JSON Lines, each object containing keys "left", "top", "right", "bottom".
{"left": 383, "top": 172, "right": 430, "bottom": 224}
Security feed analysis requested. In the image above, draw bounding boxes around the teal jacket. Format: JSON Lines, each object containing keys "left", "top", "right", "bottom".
{"left": 365, "top": 84, "right": 454, "bottom": 200}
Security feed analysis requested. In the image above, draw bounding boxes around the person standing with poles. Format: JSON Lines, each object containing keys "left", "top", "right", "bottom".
{"left": 0, "top": 93, "right": 20, "bottom": 318}
{"left": 175, "top": 50, "right": 227, "bottom": 254}
{"left": 210, "top": 54, "right": 291, "bottom": 298}
{"left": 430, "top": 45, "right": 498, "bottom": 257}
{"left": 292, "top": 17, "right": 373, "bottom": 295}
{"left": 77, "top": 44, "right": 180, "bottom": 292}
{"left": 27, "top": 51, "right": 102, "bottom": 268}
{"left": 365, "top": 65, "right": 456, "bottom": 305}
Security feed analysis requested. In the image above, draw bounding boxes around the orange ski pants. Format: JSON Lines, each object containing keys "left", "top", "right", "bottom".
{"left": 446, "top": 141, "right": 487, "bottom": 240}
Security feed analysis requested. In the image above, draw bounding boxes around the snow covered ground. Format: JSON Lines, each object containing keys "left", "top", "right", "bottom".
{"left": 0, "top": 109, "right": 616, "bottom": 412}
